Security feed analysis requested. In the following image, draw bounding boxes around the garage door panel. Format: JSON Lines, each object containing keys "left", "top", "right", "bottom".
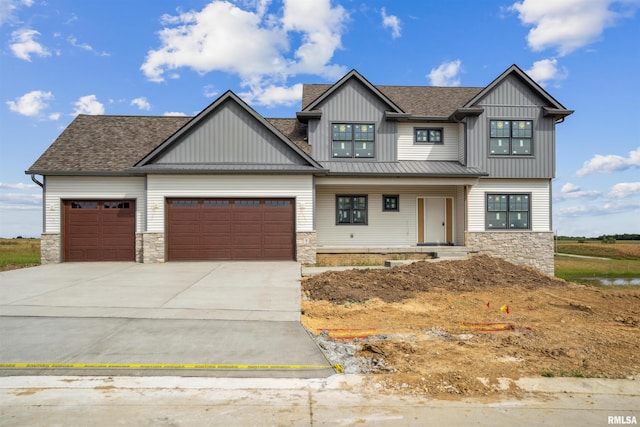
{"left": 264, "top": 222, "right": 293, "bottom": 233}
{"left": 233, "top": 211, "right": 262, "bottom": 222}
{"left": 64, "top": 200, "right": 135, "bottom": 262}
{"left": 167, "top": 198, "right": 294, "bottom": 261}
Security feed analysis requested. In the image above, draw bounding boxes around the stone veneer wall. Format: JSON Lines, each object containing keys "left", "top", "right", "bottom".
{"left": 143, "top": 232, "right": 165, "bottom": 263}
{"left": 466, "top": 231, "right": 555, "bottom": 276}
{"left": 296, "top": 231, "right": 317, "bottom": 265}
{"left": 40, "top": 233, "right": 61, "bottom": 264}
{"left": 135, "top": 233, "right": 144, "bottom": 263}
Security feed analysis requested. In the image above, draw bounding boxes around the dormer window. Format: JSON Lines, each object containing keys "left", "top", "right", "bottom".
{"left": 415, "top": 128, "right": 443, "bottom": 144}
{"left": 489, "top": 120, "right": 533, "bottom": 156}
{"left": 332, "top": 123, "right": 375, "bottom": 158}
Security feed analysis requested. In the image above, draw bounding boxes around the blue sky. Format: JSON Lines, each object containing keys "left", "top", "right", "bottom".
{"left": 1, "top": 0, "right": 639, "bottom": 238}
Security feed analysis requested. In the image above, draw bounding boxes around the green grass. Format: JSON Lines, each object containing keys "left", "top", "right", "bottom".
{"left": 554, "top": 241, "right": 640, "bottom": 285}
{"left": 0, "top": 238, "right": 40, "bottom": 270}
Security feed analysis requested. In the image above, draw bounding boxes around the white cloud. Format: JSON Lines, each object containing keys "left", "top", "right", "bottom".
{"left": 239, "top": 83, "right": 302, "bottom": 107}
{"left": 0, "top": 0, "right": 33, "bottom": 27}
{"left": 381, "top": 7, "right": 401, "bottom": 39}
{"left": 556, "top": 200, "right": 640, "bottom": 217}
{"left": 427, "top": 60, "right": 462, "bottom": 86}
{"left": 526, "top": 58, "right": 568, "bottom": 86}
{"left": 0, "top": 182, "right": 39, "bottom": 190}
{"left": 6, "top": 90, "right": 53, "bottom": 117}
{"left": 73, "top": 95, "right": 105, "bottom": 115}
{"left": 163, "top": 111, "right": 187, "bottom": 116}
{"left": 609, "top": 182, "right": 640, "bottom": 198}
{"left": 141, "top": 0, "right": 348, "bottom": 106}
{"left": 68, "top": 35, "right": 92, "bottom": 51}
{"left": 10, "top": 28, "right": 50, "bottom": 61}
{"left": 131, "top": 97, "right": 151, "bottom": 111}
{"left": 203, "top": 84, "right": 219, "bottom": 98}
{"left": 68, "top": 35, "right": 110, "bottom": 56}
{"left": 557, "top": 182, "right": 602, "bottom": 199}
{"left": 576, "top": 146, "right": 640, "bottom": 176}
{"left": 510, "top": 0, "right": 639, "bottom": 56}
{"left": 0, "top": 193, "right": 42, "bottom": 206}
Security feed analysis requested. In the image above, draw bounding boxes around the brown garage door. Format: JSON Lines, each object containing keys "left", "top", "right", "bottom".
{"left": 63, "top": 200, "right": 135, "bottom": 262}
{"left": 166, "top": 198, "right": 295, "bottom": 261}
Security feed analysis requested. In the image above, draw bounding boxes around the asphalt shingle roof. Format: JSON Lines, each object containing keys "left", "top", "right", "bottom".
{"left": 27, "top": 115, "right": 191, "bottom": 173}
{"left": 302, "top": 84, "right": 483, "bottom": 117}
{"left": 27, "top": 115, "right": 312, "bottom": 173}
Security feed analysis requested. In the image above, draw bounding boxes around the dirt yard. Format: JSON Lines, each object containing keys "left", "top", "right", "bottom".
{"left": 301, "top": 256, "right": 640, "bottom": 399}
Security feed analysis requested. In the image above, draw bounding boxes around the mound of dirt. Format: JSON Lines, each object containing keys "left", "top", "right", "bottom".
{"left": 301, "top": 256, "right": 640, "bottom": 399}
{"left": 303, "top": 255, "right": 566, "bottom": 304}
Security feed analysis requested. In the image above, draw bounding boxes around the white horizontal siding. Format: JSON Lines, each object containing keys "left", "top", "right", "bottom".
{"left": 316, "top": 184, "right": 462, "bottom": 246}
{"left": 397, "top": 122, "right": 461, "bottom": 161}
{"left": 467, "top": 179, "right": 551, "bottom": 232}
{"left": 146, "top": 175, "right": 314, "bottom": 233}
{"left": 44, "top": 176, "right": 145, "bottom": 233}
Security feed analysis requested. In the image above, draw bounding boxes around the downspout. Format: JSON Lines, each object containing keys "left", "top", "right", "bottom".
{"left": 31, "top": 174, "right": 43, "bottom": 188}
{"left": 31, "top": 174, "right": 45, "bottom": 234}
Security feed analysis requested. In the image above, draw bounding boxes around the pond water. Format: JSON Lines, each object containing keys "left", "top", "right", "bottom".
{"left": 581, "top": 277, "right": 640, "bottom": 286}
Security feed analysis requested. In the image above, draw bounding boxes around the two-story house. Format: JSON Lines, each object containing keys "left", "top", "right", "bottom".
{"left": 27, "top": 64, "right": 572, "bottom": 275}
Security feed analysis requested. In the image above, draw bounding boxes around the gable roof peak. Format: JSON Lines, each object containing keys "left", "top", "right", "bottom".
{"left": 463, "top": 63, "right": 570, "bottom": 111}
{"left": 301, "top": 68, "right": 405, "bottom": 114}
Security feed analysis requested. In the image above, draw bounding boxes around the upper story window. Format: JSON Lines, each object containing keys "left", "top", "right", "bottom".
{"left": 332, "top": 123, "right": 375, "bottom": 158}
{"left": 489, "top": 120, "right": 533, "bottom": 156}
{"left": 415, "top": 128, "right": 443, "bottom": 144}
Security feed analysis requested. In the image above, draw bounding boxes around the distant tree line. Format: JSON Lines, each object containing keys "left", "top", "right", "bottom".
{"left": 557, "top": 234, "right": 639, "bottom": 242}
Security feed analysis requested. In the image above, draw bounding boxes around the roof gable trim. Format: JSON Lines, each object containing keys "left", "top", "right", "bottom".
{"left": 301, "top": 69, "right": 405, "bottom": 114}
{"left": 135, "top": 90, "right": 323, "bottom": 169}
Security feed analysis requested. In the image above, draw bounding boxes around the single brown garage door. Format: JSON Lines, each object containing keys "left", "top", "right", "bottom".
{"left": 166, "top": 198, "right": 295, "bottom": 261}
{"left": 63, "top": 200, "right": 136, "bottom": 262}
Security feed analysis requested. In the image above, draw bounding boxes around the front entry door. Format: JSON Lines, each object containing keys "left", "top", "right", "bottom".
{"left": 417, "top": 197, "right": 453, "bottom": 245}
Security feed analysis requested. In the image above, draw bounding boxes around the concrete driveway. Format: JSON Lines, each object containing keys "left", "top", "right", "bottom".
{"left": 0, "top": 262, "right": 333, "bottom": 378}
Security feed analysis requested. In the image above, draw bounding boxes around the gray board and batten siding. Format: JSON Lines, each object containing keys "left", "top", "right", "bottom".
{"left": 149, "top": 98, "right": 309, "bottom": 166}
{"left": 465, "top": 74, "right": 557, "bottom": 179}
{"left": 308, "top": 78, "right": 398, "bottom": 162}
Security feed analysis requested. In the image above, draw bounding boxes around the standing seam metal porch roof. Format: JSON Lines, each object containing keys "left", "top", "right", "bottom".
{"left": 318, "top": 161, "right": 487, "bottom": 177}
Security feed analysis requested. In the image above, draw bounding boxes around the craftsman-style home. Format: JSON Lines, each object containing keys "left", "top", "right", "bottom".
{"left": 27, "top": 64, "right": 572, "bottom": 275}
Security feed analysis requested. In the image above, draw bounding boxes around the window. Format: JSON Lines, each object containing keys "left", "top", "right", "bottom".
{"left": 235, "top": 200, "right": 260, "bottom": 207}
{"left": 171, "top": 200, "right": 198, "bottom": 208}
{"left": 104, "top": 201, "right": 130, "bottom": 209}
{"left": 71, "top": 201, "right": 97, "bottom": 209}
{"left": 486, "top": 194, "right": 530, "bottom": 230}
{"left": 332, "top": 123, "right": 375, "bottom": 158}
{"left": 336, "top": 195, "right": 368, "bottom": 224}
{"left": 383, "top": 195, "right": 399, "bottom": 212}
{"left": 203, "top": 200, "right": 229, "bottom": 208}
{"left": 489, "top": 120, "right": 533, "bottom": 155}
{"left": 265, "top": 200, "right": 291, "bottom": 207}
{"left": 415, "top": 128, "right": 443, "bottom": 144}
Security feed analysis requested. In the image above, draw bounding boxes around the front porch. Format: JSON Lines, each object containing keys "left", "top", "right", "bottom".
{"left": 315, "top": 245, "right": 473, "bottom": 261}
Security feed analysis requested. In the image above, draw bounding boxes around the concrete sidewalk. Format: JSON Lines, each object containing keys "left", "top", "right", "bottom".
{"left": 1, "top": 375, "right": 638, "bottom": 426}
{"left": 0, "top": 262, "right": 333, "bottom": 378}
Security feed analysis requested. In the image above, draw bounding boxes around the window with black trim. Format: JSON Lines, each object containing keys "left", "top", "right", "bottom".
{"left": 415, "top": 128, "right": 443, "bottom": 144}
{"left": 336, "top": 195, "right": 368, "bottom": 224}
{"left": 489, "top": 120, "right": 533, "bottom": 155}
{"left": 332, "top": 123, "right": 375, "bottom": 158}
{"left": 383, "top": 195, "right": 399, "bottom": 212}
{"left": 486, "top": 194, "right": 530, "bottom": 230}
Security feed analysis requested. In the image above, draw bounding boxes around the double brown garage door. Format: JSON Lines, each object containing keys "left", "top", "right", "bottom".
{"left": 166, "top": 198, "right": 295, "bottom": 261}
